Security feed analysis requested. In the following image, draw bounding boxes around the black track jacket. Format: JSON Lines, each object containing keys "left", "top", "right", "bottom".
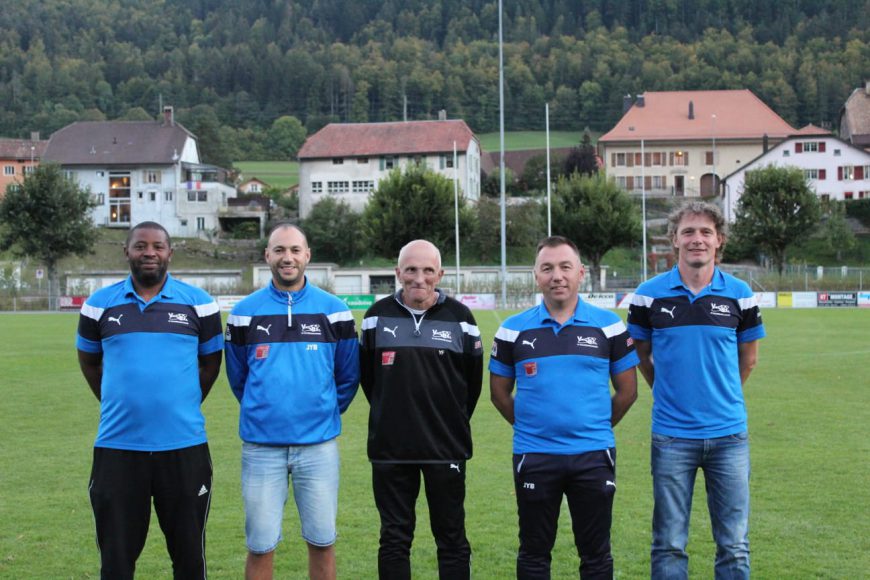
{"left": 360, "top": 290, "right": 484, "bottom": 463}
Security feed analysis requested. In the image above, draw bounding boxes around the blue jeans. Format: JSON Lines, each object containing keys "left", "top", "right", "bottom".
{"left": 241, "top": 439, "right": 339, "bottom": 552}
{"left": 650, "top": 431, "right": 750, "bottom": 580}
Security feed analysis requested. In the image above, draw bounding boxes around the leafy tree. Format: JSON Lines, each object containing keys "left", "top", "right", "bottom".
{"left": 474, "top": 197, "right": 544, "bottom": 263}
{"left": 481, "top": 167, "right": 518, "bottom": 197}
{"left": 362, "top": 166, "right": 473, "bottom": 259}
{"left": 519, "top": 154, "right": 564, "bottom": 194}
{"left": 119, "top": 107, "right": 154, "bottom": 121}
{"left": 550, "top": 172, "right": 640, "bottom": 290}
{"left": 563, "top": 131, "right": 599, "bottom": 177}
{"left": 0, "top": 164, "right": 98, "bottom": 309}
{"left": 820, "top": 200, "right": 856, "bottom": 262}
{"left": 265, "top": 115, "right": 307, "bottom": 160}
{"left": 301, "top": 197, "right": 362, "bottom": 264}
{"left": 731, "top": 165, "right": 821, "bottom": 275}
{"left": 177, "top": 105, "right": 235, "bottom": 168}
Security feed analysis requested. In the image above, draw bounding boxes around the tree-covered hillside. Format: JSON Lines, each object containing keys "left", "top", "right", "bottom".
{"left": 1, "top": 0, "right": 867, "bottom": 161}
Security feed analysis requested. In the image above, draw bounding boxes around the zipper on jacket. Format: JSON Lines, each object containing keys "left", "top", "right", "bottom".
{"left": 287, "top": 293, "right": 293, "bottom": 327}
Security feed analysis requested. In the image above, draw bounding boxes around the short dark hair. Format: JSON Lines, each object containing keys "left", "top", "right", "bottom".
{"left": 126, "top": 221, "right": 171, "bottom": 248}
{"left": 267, "top": 221, "right": 308, "bottom": 245}
{"left": 667, "top": 201, "right": 727, "bottom": 260}
{"left": 536, "top": 235, "right": 581, "bottom": 260}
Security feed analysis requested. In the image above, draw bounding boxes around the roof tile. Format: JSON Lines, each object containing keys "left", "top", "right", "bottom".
{"left": 599, "top": 90, "right": 795, "bottom": 142}
{"left": 298, "top": 120, "right": 477, "bottom": 159}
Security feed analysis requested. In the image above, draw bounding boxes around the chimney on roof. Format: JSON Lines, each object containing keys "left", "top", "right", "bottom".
{"left": 622, "top": 94, "right": 633, "bottom": 114}
{"left": 438, "top": 109, "right": 447, "bottom": 121}
{"left": 763, "top": 133, "right": 769, "bottom": 153}
{"left": 163, "top": 106, "right": 174, "bottom": 127}
{"left": 30, "top": 131, "right": 40, "bottom": 141}
{"left": 636, "top": 94, "right": 645, "bottom": 107}
{"left": 688, "top": 101, "right": 695, "bottom": 120}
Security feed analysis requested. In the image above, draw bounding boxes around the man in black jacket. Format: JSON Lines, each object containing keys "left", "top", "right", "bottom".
{"left": 360, "top": 239, "right": 484, "bottom": 580}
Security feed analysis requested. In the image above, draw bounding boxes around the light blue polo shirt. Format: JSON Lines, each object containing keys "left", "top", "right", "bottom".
{"left": 628, "top": 266, "right": 765, "bottom": 439}
{"left": 490, "top": 298, "right": 638, "bottom": 455}
{"left": 77, "top": 274, "right": 224, "bottom": 451}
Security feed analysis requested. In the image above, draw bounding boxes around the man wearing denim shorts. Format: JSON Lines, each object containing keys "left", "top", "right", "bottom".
{"left": 225, "top": 223, "right": 360, "bottom": 580}
{"left": 628, "top": 202, "right": 765, "bottom": 579}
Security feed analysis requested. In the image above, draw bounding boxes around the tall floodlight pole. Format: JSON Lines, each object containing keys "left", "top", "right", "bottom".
{"left": 498, "top": 0, "right": 507, "bottom": 308}
{"left": 453, "top": 141, "right": 461, "bottom": 294}
{"left": 641, "top": 138, "right": 648, "bottom": 281}
{"left": 545, "top": 103, "right": 552, "bottom": 236}
{"left": 712, "top": 113, "right": 719, "bottom": 213}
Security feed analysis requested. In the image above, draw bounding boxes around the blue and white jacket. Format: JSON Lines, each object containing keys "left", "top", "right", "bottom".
{"left": 225, "top": 278, "right": 360, "bottom": 445}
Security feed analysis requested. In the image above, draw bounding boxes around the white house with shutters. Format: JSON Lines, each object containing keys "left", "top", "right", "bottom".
{"left": 722, "top": 125, "right": 870, "bottom": 220}
{"left": 297, "top": 120, "right": 481, "bottom": 218}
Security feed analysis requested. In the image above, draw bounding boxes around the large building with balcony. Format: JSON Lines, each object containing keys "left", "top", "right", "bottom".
{"left": 297, "top": 119, "right": 481, "bottom": 218}
{"left": 598, "top": 90, "right": 795, "bottom": 198}
{"left": 42, "top": 108, "right": 238, "bottom": 238}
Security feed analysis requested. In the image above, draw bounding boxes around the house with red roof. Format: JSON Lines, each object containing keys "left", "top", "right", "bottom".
{"left": 296, "top": 120, "right": 480, "bottom": 217}
{"left": 722, "top": 126, "right": 870, "bottom": 220}
{"left": 0, "top": 134, "right": 47, "bottom": 198}
{"left": 598, "top": 90, "right": 795, "bottom": 199}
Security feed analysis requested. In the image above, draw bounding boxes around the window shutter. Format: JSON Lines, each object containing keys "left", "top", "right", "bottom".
{"left": 627, "top": 154, "right": 634, "bottom": 167}
{"left": 819, "top": 141, "right": 826, "bottom": 153}
{"left": 838, "top": 167, "right": 843, "bottom": 180}
{"left": 380, "top": 157, "right": 385, "bottom": 170}
{"left": 626, "top": 176, "right": 634, "bottom": 190}
{"left": 440, "top": 155, "right": 445, "bottom": 169}
{"left": 856, "top": 166, "right": 864, "bottom": 180}
{"left": 645, "top": 176, "right": 652, "bottom": 189}
{"left": 819, "top": 169, "right": 826, "bottom": 180}
{"left": 611, "top": 153, "right": 616, "bottom": 166}
{"left": 795, "top": 143, "right": 803, "bottom": 153}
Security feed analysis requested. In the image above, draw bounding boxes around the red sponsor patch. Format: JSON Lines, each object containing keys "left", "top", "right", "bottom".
{"left": 382, "top": 351, "right": 396, "bottom": 366}
{"left": 255, "top": 344, "right": 270, "bottom": 360}
{"left": 524, "top": 362, "right": 537, "bottom": 377}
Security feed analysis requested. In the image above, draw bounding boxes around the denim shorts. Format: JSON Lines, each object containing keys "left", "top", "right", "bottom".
{"left": 241, "top": 439, "right": 339, "bottom": 552}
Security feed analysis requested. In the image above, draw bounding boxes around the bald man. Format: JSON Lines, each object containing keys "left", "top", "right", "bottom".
{"left": 225, "top": 222, "right": 360, "bottom": 580}
{"left": 360, "top": 240, "right": 483, "bottom": 580}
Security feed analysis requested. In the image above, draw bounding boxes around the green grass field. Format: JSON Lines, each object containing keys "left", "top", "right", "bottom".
{"left": 476, "top": 131, "right": 594, "bottom": 152}
{"left": 1, "top": 309, "right": 868, "bottom": 578}
{"left": 235, "top": 161, "right": 300, "bottom": 190}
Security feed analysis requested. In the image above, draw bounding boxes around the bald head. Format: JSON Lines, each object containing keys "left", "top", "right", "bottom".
{"left": 396, "top": 240, "right": 444, "bottom": 310}
{"left": 398, "top": 240, "right": 442, "bottom": 270}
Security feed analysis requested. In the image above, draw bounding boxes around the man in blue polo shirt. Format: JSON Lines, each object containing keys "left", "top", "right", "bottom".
{"left": 628, "top": 201, "right": 765, "bottom": 580}
{"left": 490, "top": 235, "right": 638, "bottom": 579}
{"left": 77, "top": 221, "right": 223, "bottom": 580}
{"left": 225, "top": 223, "right": 359, "bottom": 580}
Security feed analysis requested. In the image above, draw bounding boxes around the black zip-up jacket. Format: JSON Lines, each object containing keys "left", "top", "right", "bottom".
{"left": 360, "top": 290, "right": 483, "bottom": 463}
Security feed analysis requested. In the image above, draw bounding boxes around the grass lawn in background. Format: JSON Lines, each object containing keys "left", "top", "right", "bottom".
{"left": 477, "top": 131, "right": 594, "bottom": 152}
{"left": 1, "top": 309, "right": 867, "bottom": 578}
{"left": 235, "top": 161, "right": 300, "bottom": 190}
